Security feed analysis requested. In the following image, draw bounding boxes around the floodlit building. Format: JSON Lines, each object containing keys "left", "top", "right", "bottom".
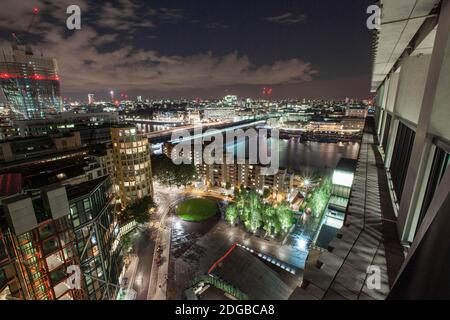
{"left": 0, "top": 45, "right": 62, "bottom": 119}
{"left": 111, "top": 126, "right": 153, "bottom": 208}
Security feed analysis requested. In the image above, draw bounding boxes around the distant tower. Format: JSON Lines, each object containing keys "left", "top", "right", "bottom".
{"left": 88, "top": 93, "right": 95, "bottom": 105}
{"left": 110, "top": 90, "right": 114, "bottom": 102}
{"left": 137, "top": 95, "right": 142, "bottom": 103}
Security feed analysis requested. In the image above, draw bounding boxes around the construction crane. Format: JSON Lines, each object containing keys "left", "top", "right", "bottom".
{"left": 11, "top": 6, "right": 40, "bottom": 54}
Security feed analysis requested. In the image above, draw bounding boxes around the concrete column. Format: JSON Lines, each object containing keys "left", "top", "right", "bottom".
{"left": 390, "top": 155, "right": 450, "bottom": 299}
{"left": 397, "top": 0, "right": 450, "bottom": 238}
{"left": 384, "top": 118, "right": 399, "bottom": 169}
{"left": 402, "top": 142, "right": 434, "bottom": 242}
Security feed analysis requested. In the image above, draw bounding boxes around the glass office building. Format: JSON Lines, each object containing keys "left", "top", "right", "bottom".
{"left": 0, "top": 45, "right": 62, "bottom": 119}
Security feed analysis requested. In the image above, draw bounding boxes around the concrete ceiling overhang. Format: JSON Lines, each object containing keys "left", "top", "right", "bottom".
{"left": 371, "top": 0, "right": 440, "bottom": 92}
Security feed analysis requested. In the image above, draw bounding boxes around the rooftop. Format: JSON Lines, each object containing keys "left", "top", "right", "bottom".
{"left": 66, "top": 175, "right": 109, "bottom": 201}
{"left": 209, "top": 244, "right": 294, "bottom": 300}
{"left": 335, "top": 158, "right": 358, "bottom": 173}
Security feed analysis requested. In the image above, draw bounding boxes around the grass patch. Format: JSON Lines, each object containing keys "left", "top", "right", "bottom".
{"left": 176, "top": 198, "right": 218, "bottom": 222}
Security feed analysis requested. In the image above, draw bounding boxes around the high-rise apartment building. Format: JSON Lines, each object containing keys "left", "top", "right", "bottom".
{"left": 111, "top": 126, "right": 153, "bottom": 208}
{"left": 0, "top": 45, "right": 62, "bottom": 119}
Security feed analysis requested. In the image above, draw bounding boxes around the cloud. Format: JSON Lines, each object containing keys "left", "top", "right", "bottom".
{"left": 265, "top": 12, "right": 307, "bottom": 25}
{"left": 205, "top": 22, "right": 229, "bottom": 30}
{"left": 33, "top": 25, "right": 315, "bottom": 94}
{"left": 0, "top": 0, "right": 89, "bottom": 38}
{"left": 0, "top": 1, "right": 316, "bottom": 96}
{"left": 156, "top": 8, "right": 186, "bottom": 23}
{"left": 94, "top": 0, "right": 155, "bottom": 31}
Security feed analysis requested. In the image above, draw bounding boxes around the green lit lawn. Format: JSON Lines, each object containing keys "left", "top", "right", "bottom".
{"left": 176, "top": 198, "right": 218, "bottom": 222}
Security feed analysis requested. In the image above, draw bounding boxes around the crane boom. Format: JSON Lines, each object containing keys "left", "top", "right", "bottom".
{"left": 11, "top": 7, "right": 39, "bottom": 50}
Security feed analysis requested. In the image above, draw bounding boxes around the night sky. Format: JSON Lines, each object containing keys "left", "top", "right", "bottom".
{"left": 0, "top": 0, "right": 375, "bottom": 101}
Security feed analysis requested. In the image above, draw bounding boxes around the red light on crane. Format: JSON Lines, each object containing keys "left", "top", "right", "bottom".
{"left": 32, "top": 7, "right": 39, "bottom": 15}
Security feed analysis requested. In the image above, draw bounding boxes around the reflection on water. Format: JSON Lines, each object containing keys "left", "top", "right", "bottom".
{"left": 226, "top": 138, "right": 360, "bottom": 175}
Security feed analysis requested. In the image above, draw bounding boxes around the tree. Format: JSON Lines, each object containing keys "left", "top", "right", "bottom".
{"left": 152, "top": 154, "right": 197, "bottom": 188}
{"left": 121, "top": 233, "right": 134, "bottom": 254}
{"left": 277, "top": 202, "right": 294, "bottom": 232}
{"left": 225, "top": 203, "right": 238, "bottom": 225}
{"left": 304, "top": 177, "right": 332, "bottom": 218}
{"left": 262, "top": 204, "right": 277, "bottom": 236}
{"left": 248, "top": 191, "right": 262, "bottom": 232}
{"left": 228, "top": 188, "right": 295, "bottom": 235}
{"left": 121, "top": 196, "right": 156, "bottom": 224}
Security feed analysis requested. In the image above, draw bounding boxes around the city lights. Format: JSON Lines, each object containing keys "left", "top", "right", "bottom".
{"left": 0, "top": 0, "right": 447, "bottom": 305}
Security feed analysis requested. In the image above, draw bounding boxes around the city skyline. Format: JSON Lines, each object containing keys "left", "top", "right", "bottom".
{"left": 1, "top": 0, "right": 450, "bottom": 305}
{"left": 0, "top": 0, "right": 374, "bottom": 101}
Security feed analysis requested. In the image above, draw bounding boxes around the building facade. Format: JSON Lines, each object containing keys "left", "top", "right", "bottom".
{"left": 0, "top": 45, "right": 62, "bottom": 119}
{"left": 66, "top": 176, "right": 122, "bottom": 300}
{"left": 0, "top": 186, "right": 83, "bottom": 300}
{"left": 292, "top": 0, "right": 450, "bottom": 300}
{"left": 111, "top": 126, "right": 153, "bottom": 208}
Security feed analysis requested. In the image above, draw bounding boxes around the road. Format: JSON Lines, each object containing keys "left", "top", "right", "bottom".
{"left": 146, "top": 185, "right": 185, "bottom": 300}
{"left": 125, "top": 184, "right": 183, "bottom": 300}
{"left": 132, "top": 227, "right": 155, "bottom": 299}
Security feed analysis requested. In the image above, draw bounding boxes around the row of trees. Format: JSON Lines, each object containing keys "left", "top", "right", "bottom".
{"left": 151, "top": 154, "right": 198, "bottom": 188}
{"left": 226, "top": 189, "right": 295, "bottom": 235}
